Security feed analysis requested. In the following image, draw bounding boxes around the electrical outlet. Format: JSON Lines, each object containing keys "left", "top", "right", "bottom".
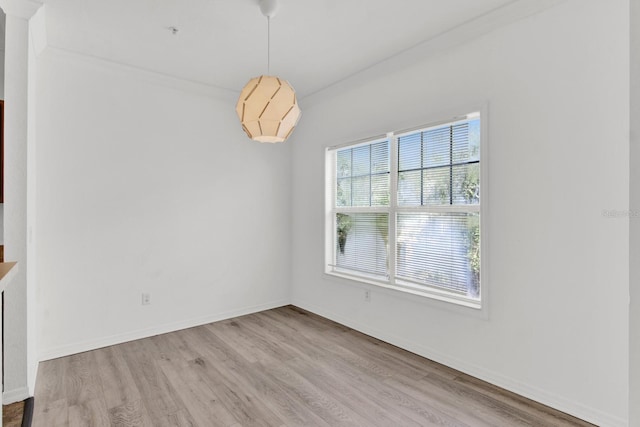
{"left": 364, "top": 289, "right": 371, "bottom": 302}
{"left": 142, "top": 293, "right": 151, "bottom": 305}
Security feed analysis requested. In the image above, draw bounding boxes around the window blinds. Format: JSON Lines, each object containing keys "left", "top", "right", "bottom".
{"left": 330, "top": 116, "right": 481, "bottom": 301}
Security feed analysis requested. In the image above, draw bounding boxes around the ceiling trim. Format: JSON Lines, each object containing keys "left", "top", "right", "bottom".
{"left": 42, "top": 46, "right": 239, "bottom": 103}
{"left": 301, "top": 0, "right": 568, "bottom": 104}
{"left": 33, "top": 0, "right": 568, "bottom": 109}
{"left": 0, "top": 0, "right": 42, "bottom": 20}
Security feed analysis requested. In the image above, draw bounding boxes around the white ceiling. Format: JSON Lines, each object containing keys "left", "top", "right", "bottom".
{"left": 40, "top": 0, "right": 518, "bottom": 97}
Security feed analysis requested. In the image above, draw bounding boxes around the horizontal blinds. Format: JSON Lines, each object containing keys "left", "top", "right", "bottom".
{"left": 336, "top": 140, "right": 390, "bottom": 207}
{"left": 330, "top": 114, "right": 481, "bottom": 301}
{"left": 398, "top": 119, "right": 480, "bottom": 207}
{"left": 396, "top": 212, "right": 480, "bottom": 297}
{"left": 335, "top": 213, "right": 388, "bottom": 278}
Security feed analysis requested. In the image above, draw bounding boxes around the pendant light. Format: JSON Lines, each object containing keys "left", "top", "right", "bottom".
{"left": 236, "top": 0, "right": 301, "bottom": 143}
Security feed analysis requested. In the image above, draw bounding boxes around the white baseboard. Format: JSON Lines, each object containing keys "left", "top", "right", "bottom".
{"left": 38, "top": 299, "right": 290, "bottom": 362}
{"left": 3, "top": 386, "right": 30, "bottom": 404}
{"left": 293, "top": 299, "right": 627, "bottom": 427}
{"left": 28, "top": 358, "right": 39, "bottom": 396}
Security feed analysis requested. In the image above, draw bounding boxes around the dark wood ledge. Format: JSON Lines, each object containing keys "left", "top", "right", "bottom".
{"left": 0, "top": 262, "right": 17, "bottom": 293}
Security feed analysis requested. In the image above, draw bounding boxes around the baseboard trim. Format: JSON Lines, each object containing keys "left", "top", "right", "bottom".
{"left": 2, "top": 386, "right": 30, "bottom": 404}
{"left": 38, "top": 299, "right": 290, "bottom": 361}
{"left": 292, "top": 299, "right": 626, "bottom": 427}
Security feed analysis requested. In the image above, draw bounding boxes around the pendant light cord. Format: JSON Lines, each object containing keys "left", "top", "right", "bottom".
{"left": 267, "top": 16, "right": 271, "bottom": 75}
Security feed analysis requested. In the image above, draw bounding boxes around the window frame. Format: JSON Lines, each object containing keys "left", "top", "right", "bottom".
{"left": 324, "top": 107, "right": 488, "bottom": 313}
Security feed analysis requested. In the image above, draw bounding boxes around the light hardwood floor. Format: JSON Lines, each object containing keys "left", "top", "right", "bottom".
{"left": 2, "top": 400, "right": 24, "bottom": 427}
{"left": 33, "top": 305, "right": 594, "bottom": 426}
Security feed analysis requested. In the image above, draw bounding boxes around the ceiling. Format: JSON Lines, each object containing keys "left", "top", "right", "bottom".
{"left": 39, "top": 0, "right": 518, "bottom": 98}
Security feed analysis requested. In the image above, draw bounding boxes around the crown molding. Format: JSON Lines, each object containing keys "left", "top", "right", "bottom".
{"left": 0, "top": 0, "right": 42, "bottom": 20}
{"left": 43, "top": 46, "right": 240, "bottom": 103}
{"left": 302, "top": 0, "right": 568, "bottom": 103}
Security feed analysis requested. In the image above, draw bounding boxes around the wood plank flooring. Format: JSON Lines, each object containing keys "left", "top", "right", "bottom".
{"left": 3, "top": 400, "right": 24, "bottom": 427}
{"left": 32, "top": 305, "right": 594, "bottom": 426}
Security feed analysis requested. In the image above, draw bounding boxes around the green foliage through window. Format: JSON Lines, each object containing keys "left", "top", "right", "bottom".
{"left": 329, "top": 114, "right": 482, "bottom": 303}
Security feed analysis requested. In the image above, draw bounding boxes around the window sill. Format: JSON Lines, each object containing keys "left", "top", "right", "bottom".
{"left": 324, "top": 269, "right": 487, "bottom": 318}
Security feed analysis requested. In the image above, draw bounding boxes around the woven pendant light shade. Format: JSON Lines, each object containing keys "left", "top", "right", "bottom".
{"left": 236, "top": 75, "right": 301, "bottom": 143}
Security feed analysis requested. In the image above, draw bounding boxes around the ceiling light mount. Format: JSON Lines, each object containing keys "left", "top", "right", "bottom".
{"left": 259, "top": 0, "right": 279, "bottom": 18}
{"left": 235, "top": 0, "right": 301, "bottom": 143}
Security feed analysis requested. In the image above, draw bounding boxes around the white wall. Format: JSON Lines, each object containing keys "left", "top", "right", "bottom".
{"left": 1, "top": 12, "right": 5, "bottom": 245}
{"left": 35, "top": 49, "right": 292, "bottom": 359}
{"left": 630, "top": 1, "right": 639, "bottom": 425}
{"left": 291, "top": 1, "right": 629, "bottom": 426}
{"left": 2, "top": 3, "right": 40, "bottom": 404}
{"left": 1, "top": 14, "right": 6, "bottom": 244}
{"left": 26, "top": 5, "right": 44, "bottom": 396}
{"left": 0, "top": 204, "right": 4, "bottom": 244}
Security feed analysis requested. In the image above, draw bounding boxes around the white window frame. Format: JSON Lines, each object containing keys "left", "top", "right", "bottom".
{"left": 324, "top": 107, "right": 488, "bottom": 313}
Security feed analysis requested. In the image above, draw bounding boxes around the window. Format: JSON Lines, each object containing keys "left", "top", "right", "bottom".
{"left": 326, "top": 112, "right": 483, "bottom": 308}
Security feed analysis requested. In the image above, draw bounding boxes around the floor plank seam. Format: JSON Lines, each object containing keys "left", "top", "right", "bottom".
{"left": 30, "top": 306, "right": 595, "bottom": 427}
